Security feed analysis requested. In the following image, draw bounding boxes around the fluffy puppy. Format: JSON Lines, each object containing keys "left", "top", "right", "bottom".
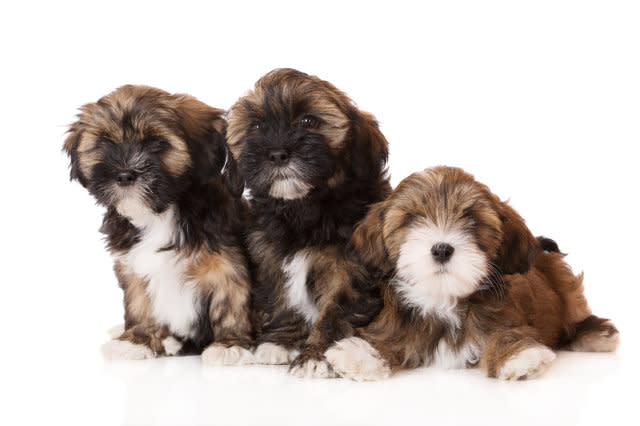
{"left": 64, "top": 85, "right": 254, "bottom": 365}
{"left": 226, "top": 69, "right": 390, "bottom": 377}
{"left": 326, "top": 166, "right": 620, "bottom": 380}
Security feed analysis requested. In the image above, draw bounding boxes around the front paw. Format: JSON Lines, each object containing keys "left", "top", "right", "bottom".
{"left": 497, "top": 345, "right": 556, "bottom": 380}
{"left": 324, "top": 337, "right": 391, "bottom": 381}
{"left": 254, "top": 342, "right": 299, "bottom": 365}
{"left": 101, "top": 339, "right": 155, "bottom": 360}
{"left": 202, "top": 344, "right": 255, "bottom": 366}
{"left": 289, "top": 351, "right": 337, "bottom": 379}
{"left": 161, "top": 336, "right": 182, "bottom": 356}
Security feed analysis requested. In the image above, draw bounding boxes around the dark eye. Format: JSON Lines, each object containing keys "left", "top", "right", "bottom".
{"left": 96, "top": 137, "right": 115, "bottom": 147}
{"left": 251, "top": 122, "right": 263, "bottom": 131}
{"left": 299, "top": 115, "right": 319, "bottom": 129}
{"left": 463, "top": 211, "right": 477, "bottom": 225}
{"left": 145, "top": 137, "right": 169, "bottom": 153}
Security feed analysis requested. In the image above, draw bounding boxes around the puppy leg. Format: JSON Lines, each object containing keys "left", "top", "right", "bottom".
{"left": 102, "top": 323, "right": 181, "bottom": 360}
{"left": 106, "top": 267, "right": 182, "bottom": 360}
{"left": 289, "top": 302, "right": 347, "bottom": 379}
{"left": 201, "top": 266, "right": 255, "bottom": 366}
{"left": 289, "top": 267, "right": 382, "bottom": 379}
{"left": 567, "top": 315, "right": 620, "bottom": 352}
{"left": 481, "top": 327, "right": 556, "bottom": 380}
{"left": 253, "top": 313, "right": 308, "bottom": 365}
{"left": 202, "top": 300, "right": 255, "bottom": 365}
{"left": 326, "top": 303, "right": 427, "bottom": 381}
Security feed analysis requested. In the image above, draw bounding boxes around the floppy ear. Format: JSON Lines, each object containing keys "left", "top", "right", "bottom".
{"left": 495, "top": 200, "right": 540, "bottom": 275}
{"left": 191, "top": 123, "right": 226, "bottom": 184}
{"left": 63, "top": 124, "right": 88, "bottom": 187}
{"left": 220, "top": 144, "right": 245, "bottom": 199}
{"left": 192, "top": 128, "right": 244, "bottom": 198}
{"left": 350, "top": 201, "right": 392, "bottom": 273}
{"left": 176, "top": 97, "right": 234, "bottom": 186}
{"left": 349, "top": 110, "right": 389, "bottom": 181}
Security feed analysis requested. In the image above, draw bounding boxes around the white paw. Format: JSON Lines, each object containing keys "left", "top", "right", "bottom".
{"left": 106, "top": 324, "right": 125, "bottom": 339}
{"left": 594, "top": 329, "right": 621, "bottom": 352}
{"left": 101, "top": 339, "right": 154, "bottom": 360}
{"left": 498, "top": 346, "right": 556, "bottom": 380}
{"left": 162, "top": 336, "right": 182, "bottom": 356}
{"left": 202, "top": 344, "right": 255, "bottom": 366}
{"left": 253, "top": 342, "right": 298, "bottom": 365}
{"left": 325, "top": 337, "right": 391, "bottom": 381}
{"left": 569, "top": 327, "right": 621, "bottom": 352}
{"left": 289, "top": 359, "right": 337, "bottom": 379}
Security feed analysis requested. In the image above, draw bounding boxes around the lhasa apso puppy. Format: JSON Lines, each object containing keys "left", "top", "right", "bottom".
{"left": 227, "top": 69, "right": 390, "bottom": 377}
{"left": 64, "top": 85, "right": 254, "bottom": 365}
{"left": 326, "top": 166, "right": 619, "bottom": 380}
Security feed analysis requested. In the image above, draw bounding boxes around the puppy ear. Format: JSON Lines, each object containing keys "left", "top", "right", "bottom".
{"left": 350, "top": 111, "right": 389, "bottom": 181}
{"left": 176, "top": 97, "right": 233, "bottom": 187}
{"left": 350, "top": 201, "right": 392, "bottom": 273}
{"left": 63, "top": 124, "right": 88, "bottom": 187}
{"left": 495, "top": 200, "right": 540, "bottom": 275}
{"left": 192, "top": 124, "right": 226, "bottom": 184}
{"left": 220, "top": 144, "right": 245, "bottom": 199}
{"left": 193, "top": 128, "right": 244, "bottom": 198}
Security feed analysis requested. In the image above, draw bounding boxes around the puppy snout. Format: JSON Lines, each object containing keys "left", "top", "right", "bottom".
{"left": 268, "top": 150, "right": 289, "bottom": 166}
{"left": 431, "top": 243, "right": 454, "bottom": 263}
{"left": 116, "top": 171, "right": 137, "bottom": 187}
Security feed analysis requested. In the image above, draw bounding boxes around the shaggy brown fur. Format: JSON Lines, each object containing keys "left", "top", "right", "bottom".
{"left": 326, "top": 166, "right": 619, "bottom": 380}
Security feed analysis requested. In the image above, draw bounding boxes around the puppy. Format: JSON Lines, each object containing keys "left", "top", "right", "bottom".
{"left": 226, "top": 69, "right": 390, "bottom": 377}
{"left": 64, "top": 85, "right": 254, "bottom": 365}
{"left": 326, "top": 166, "right": 620, "bottom": 380}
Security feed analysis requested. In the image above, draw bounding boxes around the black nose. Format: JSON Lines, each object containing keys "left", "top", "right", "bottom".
{"left": 268, "top": 150, "right": 289, "bottom": 166}
{"left": 116, "top": 171, "right": 137, "bottom": 187}
{"left": 431, "top": 243, "right": 454, "bottom": 263}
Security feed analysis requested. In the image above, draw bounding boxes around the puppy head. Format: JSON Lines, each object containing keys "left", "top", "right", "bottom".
{"left": 226, "top": 68, "right": 388, "bottom": 200}
{"left": 64, "top": 85, "right": 242, "bottom": 218}
{"left": 351, "top": 166, "right": 539, "bottom": 300}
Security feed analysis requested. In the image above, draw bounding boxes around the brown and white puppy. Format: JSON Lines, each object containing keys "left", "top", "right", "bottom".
{"left": 326, "top": 166, "right": 620, "bottom": 380}
{"left": 227, "top": 69, "right": 390, "bottom": 377}
{"left": 64, "top": 85, "right": 254, "bottom": 365}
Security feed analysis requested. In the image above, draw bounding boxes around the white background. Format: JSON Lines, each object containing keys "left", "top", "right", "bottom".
{"left": 1, "top": 1, "right": 638, "bottom": 425}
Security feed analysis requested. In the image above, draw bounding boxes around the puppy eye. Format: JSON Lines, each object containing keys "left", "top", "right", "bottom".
{"left": 95, "top": 138, "right": 117, "bottom": 150}
{"left": 145, "top": 137, "right": 169, "bottom": 153}
{"left": 299, "top": 115, "right": 319, "bottom": 129}
{"left": 463, "top": 211, "right": 477, "bottom": 225}
{"left": 97, "top": 137, "right": 115, "bottom": 146}
{"left": 251, "top": 122, "right": 263, "bottom": 131}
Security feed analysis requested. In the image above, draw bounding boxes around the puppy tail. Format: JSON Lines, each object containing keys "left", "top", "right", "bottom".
{"left": 537, "top": 236, "right": 563, "bottom": 254}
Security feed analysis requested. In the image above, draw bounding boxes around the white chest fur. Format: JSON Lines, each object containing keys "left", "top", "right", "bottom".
{"left": 393, "top": 277, "right": 462, "bottom": 328}
{"left": 116, "top": 206, "right": 199, "bottom": 339}
{"left": 391, "top": 279, "right": 482, "bottom": 369}
{"left": 282, "top": 251, "right": 319, "bottom": 324}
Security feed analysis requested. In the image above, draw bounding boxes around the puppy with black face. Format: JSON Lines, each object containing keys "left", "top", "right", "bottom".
{"left": 64, "top": 85, "right": 254, "bottom": 365}
{"left": 227, "top": 69, "right": 390, "bottom": 377}
{"left": 326, "top": 166, "right": 620, "bottom": 380}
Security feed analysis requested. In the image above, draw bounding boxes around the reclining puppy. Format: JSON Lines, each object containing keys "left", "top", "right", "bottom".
{"left": 326, "top": 166, "right": 620, "bottom": 380}
{"left": 64, "top": 85, "right": 253, "bottom": 365}
{"left": 226, "top": 69, "right": 390, "bottom": 377}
